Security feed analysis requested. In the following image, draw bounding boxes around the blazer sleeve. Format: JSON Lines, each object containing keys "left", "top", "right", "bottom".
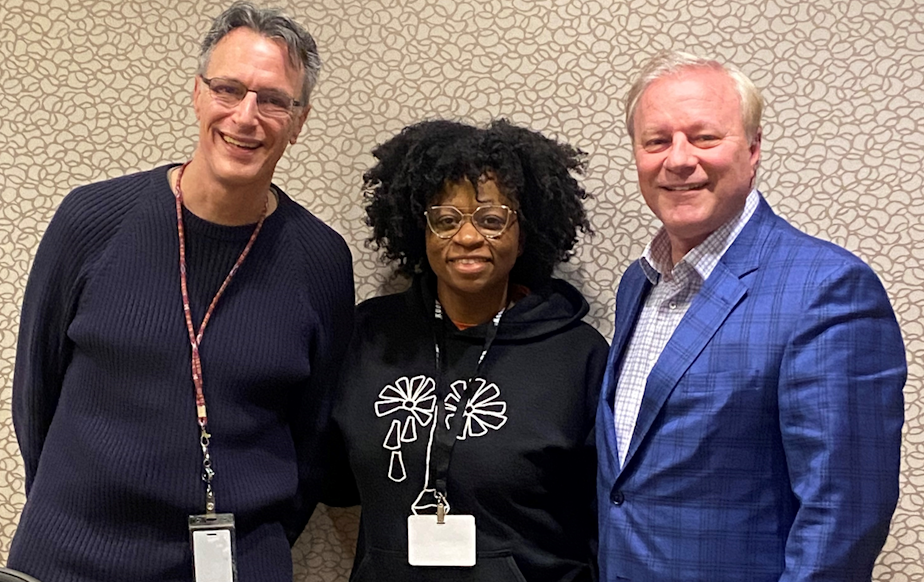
{"left": 777, "top": 259, "right": 905, "bottom": 580}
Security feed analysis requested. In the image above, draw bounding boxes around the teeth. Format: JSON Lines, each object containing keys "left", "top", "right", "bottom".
{"left": 455, "top": 258, "right": 487, "bottom": 263}
{"left": 665, "top": 184, "right": 705, "bottom": 191}
{"left": 223, "top": 135, "right": 258, "bottom": 149}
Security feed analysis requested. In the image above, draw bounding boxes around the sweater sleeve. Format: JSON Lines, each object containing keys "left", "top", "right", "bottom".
{"left": 282, "top": 228, "right": 356, "bottom": 544}
{"left": 13, "top": 170, "right": 147, "bottom": 494}
{"left": 13, "top": 191, "right": 97, "bottom": 493}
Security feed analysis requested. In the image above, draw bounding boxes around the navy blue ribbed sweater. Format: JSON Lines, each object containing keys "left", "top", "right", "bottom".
{"left": 9, "top": 165, "right": 354, "bottom": 582}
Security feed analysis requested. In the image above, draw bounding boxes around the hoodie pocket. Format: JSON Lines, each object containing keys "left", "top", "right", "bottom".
{"left": 350, "top": 547, "right": 528, "bottom": 582}
{"left": 492, "top": 552, "right": 529, "bottom": 582}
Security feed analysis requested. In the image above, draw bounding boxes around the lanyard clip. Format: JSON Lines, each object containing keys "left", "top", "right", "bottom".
{"left": 436, "top": 492, "right": 447, "bottom": 524}
{"left": 205, "top": 485, "right": 216, "bottom": 515}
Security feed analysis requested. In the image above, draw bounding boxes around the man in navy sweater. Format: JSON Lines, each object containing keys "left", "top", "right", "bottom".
{"left": 8, "top": 3, "right": 354, "bottom": 581}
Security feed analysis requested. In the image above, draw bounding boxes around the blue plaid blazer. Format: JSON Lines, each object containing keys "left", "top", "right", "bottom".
{"left": 597, "top": 195, "right": 906, "bottom": 581}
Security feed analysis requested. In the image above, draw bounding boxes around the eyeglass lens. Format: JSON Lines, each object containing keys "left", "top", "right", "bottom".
{"left": 204, "top": 77, "right": 295, "bottom": 116}
{"left": 428, "top": 205, "right": 512, "bottom": 238}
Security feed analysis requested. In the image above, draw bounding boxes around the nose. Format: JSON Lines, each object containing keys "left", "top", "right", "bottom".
{"left": 230, "top": 91, "right": 260, "bottom": 125}
{"left": 451, "top": 218, "right": 485, "bottom": 246}
{"left": 664, "top": 133, "right": 696, "bottom": 172}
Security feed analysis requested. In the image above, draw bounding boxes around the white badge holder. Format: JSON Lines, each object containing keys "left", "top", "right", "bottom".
{"left": 189, "top": 513, "right": 237, "bottom": 582}
{"left": 408, "top": 511, "right": 476, "bottom": 566}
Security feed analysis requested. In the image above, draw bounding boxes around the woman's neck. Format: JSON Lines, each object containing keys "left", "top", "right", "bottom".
{"left": 436, "top": 279, "right": 509, "bottom": 327}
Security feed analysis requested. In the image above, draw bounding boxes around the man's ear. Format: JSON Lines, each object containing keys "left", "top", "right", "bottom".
{"left": 749, "top": 128, "right": 762, "bottom": 167}
{"left": 749, "top": 127, "right": 762, "bottom": 187}
{"left": 192, "top": 76, "right": 203, "bottom": 120}
{"left": 288, "top": 104, "right": 312, "bottom": 145}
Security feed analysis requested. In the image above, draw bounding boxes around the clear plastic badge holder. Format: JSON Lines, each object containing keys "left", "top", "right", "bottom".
{"left": 189, "top": 513, "right": 237, "bottom": 582}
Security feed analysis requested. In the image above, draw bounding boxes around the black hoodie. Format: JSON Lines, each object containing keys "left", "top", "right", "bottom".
{"left": 331, "top": 275, "right": 608, "bottom": 582}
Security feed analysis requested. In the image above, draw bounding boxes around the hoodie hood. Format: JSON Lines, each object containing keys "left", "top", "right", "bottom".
{"left": 410, "top": 274, "right": 591, "bottom": 342}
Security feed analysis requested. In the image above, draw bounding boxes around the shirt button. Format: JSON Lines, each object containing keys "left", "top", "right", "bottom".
{"left": 610, "top": 489, "right": 625, "bottom": 506}
{"left": 668, "top": 301, "right": 677, "bottom": 310}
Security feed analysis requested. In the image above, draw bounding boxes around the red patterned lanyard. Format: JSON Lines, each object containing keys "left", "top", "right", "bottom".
{"left": 173, "top": 162, "right": 268, "bottom": 512}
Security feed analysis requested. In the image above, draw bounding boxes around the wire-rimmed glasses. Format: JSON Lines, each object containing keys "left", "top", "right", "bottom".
{"left": 425, "top": 204, "right": 517, "bottom": 239}
{"left": 200, "top": 76, "right": 302, "bottom": 118}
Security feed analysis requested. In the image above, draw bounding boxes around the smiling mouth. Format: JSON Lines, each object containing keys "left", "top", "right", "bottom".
{"left": 222, "top": 133, "right": 260, "bottom": 150}
{"left": 451, "top": 258, "right": 490, "bottom": 264}
{"left": 662, "top": 183, "right": 707, "bottom": 192}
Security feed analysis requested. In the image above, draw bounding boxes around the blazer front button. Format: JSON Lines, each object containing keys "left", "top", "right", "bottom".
{"left": 610, "top": 489, "right": 625, "bottom": 506}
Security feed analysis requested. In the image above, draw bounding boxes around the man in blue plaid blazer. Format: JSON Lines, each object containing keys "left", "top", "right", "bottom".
{"left": 597, "top": 51, "right": 906, "bottom": 581}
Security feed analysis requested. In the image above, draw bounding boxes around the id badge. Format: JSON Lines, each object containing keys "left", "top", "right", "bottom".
{"left": 189, "top": 513, "right": 237, "bottom": 582}
{"left": 407, "top": 514, "right": 476, "bottom": 567}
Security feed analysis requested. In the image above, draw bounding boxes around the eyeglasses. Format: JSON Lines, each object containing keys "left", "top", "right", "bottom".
{"left": 200, "top": 76, "right": 302, "bottom": 118}
{"left": 425, "top": 205, "right": 517, "bottom": 239}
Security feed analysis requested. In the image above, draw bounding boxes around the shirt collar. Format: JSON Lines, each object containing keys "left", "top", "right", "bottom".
{"left": 639, "top": 189, "right": 760, "bottom": 285}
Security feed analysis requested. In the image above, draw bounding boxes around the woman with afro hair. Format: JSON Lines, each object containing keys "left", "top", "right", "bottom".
{"left": 329, "top": 119, "right": 608, "bottom": 582}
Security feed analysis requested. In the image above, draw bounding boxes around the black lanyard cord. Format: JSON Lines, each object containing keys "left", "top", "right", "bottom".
{"left": 429, "top": 302, "right": 503, "bottom": 499}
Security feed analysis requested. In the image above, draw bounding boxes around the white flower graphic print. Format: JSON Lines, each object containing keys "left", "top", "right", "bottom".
{"left": 374, "top": 375, "right": 437, "bottom": 482}
{"left": 374, "top": 375, "right": 510, "bottom": 488}
{"left": 444, "top": 378, "right": 508, "bottom": 439}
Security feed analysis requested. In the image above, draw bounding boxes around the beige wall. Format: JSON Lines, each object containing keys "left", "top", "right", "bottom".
{"left": 1, "top": 0, "right": 921, "bottom": 579}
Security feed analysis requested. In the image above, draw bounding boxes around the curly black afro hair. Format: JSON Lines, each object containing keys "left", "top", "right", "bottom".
{"left": 363, "top": 119, "right": 592, "bottom": 287}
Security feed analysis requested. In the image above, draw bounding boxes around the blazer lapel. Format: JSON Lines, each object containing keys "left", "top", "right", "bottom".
{"left": 619, "top": 196, "right": 776, "bottom": 473}
{"left": 598, "top": 262, "right": 651, "bottom": 473}
{"left": 602, "top": 263, "right": 651, "bottom": 409}
{"left": 620, "top": 266, "right": 747, "bottom": 469}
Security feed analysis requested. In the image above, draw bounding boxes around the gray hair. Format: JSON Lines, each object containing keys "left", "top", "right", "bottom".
{"left": 198, "top": 1, "right": 321, "bottom": 104}
{"left": 624, "top": 50, "right": 763, "bottom": 144}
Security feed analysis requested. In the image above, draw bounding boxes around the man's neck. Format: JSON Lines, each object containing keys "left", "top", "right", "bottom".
{"left": 172, "top": 160, "right": 277, "bottom": 226}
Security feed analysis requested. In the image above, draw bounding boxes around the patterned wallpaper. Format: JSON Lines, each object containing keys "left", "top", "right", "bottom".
{"left": 1, "top": 0, "right": 921, "bottom": 579}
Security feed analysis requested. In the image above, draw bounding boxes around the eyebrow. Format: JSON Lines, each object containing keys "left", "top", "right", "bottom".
{"left": 210, "top": 76, "right": 295, "bottom": 95}
{"left": 637, "top": 122, "right": 728, "bottom": 140}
